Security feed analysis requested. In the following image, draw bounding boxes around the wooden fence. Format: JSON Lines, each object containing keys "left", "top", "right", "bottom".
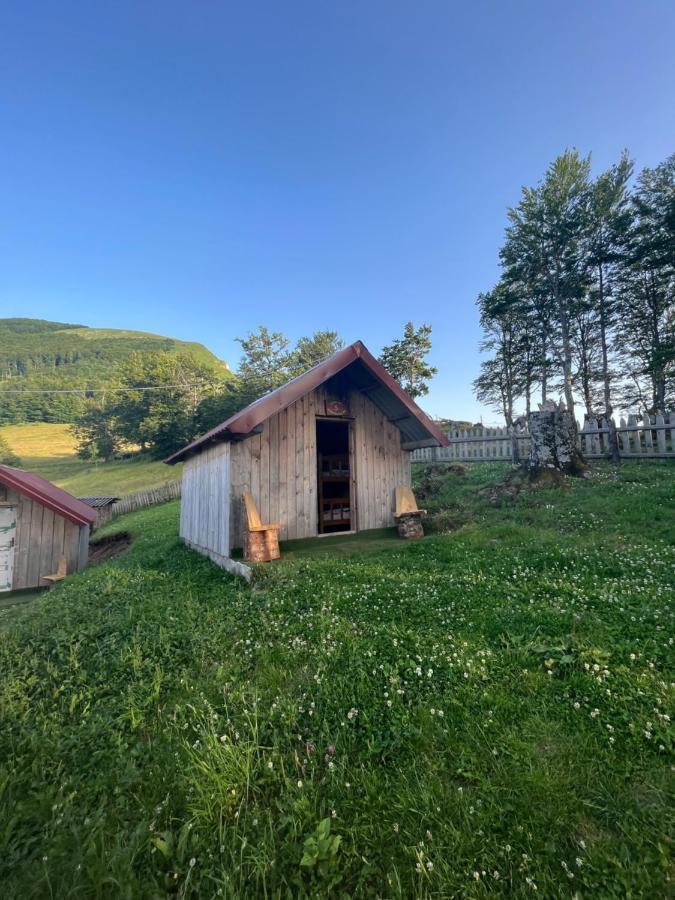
{"left": 93, "top": 480, "right": 181, "bottom": 528}
{"left": 412, "top": 412, "right": 675, "bottom": 463}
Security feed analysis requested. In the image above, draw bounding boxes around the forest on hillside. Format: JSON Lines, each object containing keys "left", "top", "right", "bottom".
{"left": 0, "top": 319, "right": 228, "bottom": 424}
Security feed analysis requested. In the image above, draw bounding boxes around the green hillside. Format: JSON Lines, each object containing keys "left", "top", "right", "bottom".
{"left": 0, "top": 318, "right": 229, "bottom": 424}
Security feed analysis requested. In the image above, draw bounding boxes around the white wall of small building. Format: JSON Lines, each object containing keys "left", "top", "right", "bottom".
{"left": 179, "top": 440, "right": 231, "bottom": 559}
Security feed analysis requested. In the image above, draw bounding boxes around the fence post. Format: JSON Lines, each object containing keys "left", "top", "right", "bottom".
{"left": 643, "top": 412, "right": 653, "bottom": 454}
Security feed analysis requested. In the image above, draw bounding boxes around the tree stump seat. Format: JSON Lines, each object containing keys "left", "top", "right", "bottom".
{"left": 242, "top": 492, "right": 280, "bottom": 562}
{"left": 394, "top": 485, "right": 426, "bottom": 540}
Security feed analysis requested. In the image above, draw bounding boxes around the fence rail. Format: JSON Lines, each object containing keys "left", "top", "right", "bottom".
{"left": 92, "top": 480, "right": 182, "bottom": 528}
{"left": 412, "top": 412, "right": 675, "bottom": 463}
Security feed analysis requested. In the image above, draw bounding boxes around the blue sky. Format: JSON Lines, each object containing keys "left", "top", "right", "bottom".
{"left": 1, "top": 1, "right": 674, "bottom": 422}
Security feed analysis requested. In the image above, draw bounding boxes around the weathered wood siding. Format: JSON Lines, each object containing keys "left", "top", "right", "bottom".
{"left": 350, "top": 390, "right": 411, "bottom": 532}
{"left": 228, "top": 386, "right": 411, "bottom": 549}
{"left": 180, "top": 441, "right": 231, "bottom": 558}
{"left": 0, "top": 487, "right": 89, "bottom": 590}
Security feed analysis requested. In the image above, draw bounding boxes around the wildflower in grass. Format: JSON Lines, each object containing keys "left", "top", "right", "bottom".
{"left": 297, "top": 780, "right": 303, "bottom": 788}
{"left": 347, "top": 707, "right": 358, "bottom": 720}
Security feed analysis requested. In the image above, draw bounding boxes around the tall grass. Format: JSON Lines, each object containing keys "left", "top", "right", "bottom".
{"left": 0, "top": 462, "right": 673, "bottom": 897}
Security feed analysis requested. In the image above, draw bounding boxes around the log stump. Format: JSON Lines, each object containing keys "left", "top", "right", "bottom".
{"left": 397, "top": 513, "right": 425, "bottom": 540}
{"left": 244, "top": 529, "right": 280, "bottom": 562}
{"left": 528, "top": 403, "right": 587, "bottom": 477}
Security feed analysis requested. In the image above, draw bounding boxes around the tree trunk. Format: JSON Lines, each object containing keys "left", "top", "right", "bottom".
{"left": 559, "top": 302, "right": 576, "bottom": 418}
{"left": 598, "top": 265, "right": 620, "bottom": 463}
{"left": 528, "top": 404, "right": 587, "bottom": 477}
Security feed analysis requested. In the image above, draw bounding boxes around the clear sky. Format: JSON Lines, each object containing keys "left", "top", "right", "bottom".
{"left": 1, "top": 1, "right": 674, "bottom": 423}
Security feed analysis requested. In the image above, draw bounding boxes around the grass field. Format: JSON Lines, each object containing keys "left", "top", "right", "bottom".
{"left": 0, "top": 461, "right": 673, "bottom": 897}
{"left": 0, "top": 423, "right": 181, "bottom": 496}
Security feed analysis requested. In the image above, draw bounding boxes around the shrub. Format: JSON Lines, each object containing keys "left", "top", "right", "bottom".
{"left": 0, "top": 434, "right": 20, "bottom": 466}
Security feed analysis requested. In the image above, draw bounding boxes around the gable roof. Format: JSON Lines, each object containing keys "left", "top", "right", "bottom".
{"left": 79, "top": 497, "right": 120, "bottom": 509}
{"left": 0, "top": 465, "right": 97, "bottom": 526}
{"left": 166, "top": 340, "right": 449, "bottom": 464}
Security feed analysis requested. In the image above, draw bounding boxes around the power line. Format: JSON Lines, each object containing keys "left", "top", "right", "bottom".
{"left": 0, "top": 381, "right": 222, "bottom": 395}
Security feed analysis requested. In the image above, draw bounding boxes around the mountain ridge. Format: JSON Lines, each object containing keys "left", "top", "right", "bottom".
{"left": 0, "top": 318, "right": 230, "bottom": 424}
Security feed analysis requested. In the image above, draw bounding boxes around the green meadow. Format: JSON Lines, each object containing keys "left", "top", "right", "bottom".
{"left": 0, "top": 461, "right": 673, "bottom": 897}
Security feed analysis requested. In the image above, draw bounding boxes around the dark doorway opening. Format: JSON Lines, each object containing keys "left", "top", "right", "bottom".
{"left": 316, "top": 419, "right": 351, "bottom": 534}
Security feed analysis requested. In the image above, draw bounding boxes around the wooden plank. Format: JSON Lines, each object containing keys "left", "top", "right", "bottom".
{"left": 25, "top": 500, "right": 45, "bottom": 588}
{"left": 268, "top": 411, "right": 280, "bottom": 536}
{"left": 38, "top": 509, "right": 56, "bottom": 582}
{"left": 51, "top": 511, "right": 66, "bottom": 572}
{"left": 655, "top": 414, "right": 667, "bottom": 454}
{"left": 78, "top": 525, "right": 90, "bottom": 571}
{"left": 294, "top": 395, "right": 306, "bottom": 537}
{"left": 287, "top": 400, "right": 298, "bottom": 540}
{"left": 63, "top": 520, "right": 80, "bottom": 574}
{"left": 260, "top": 420, "right": 271, "bottom": 527}
{"left": 277, "top": 407, "right": 289, "bottom": 541}
{"left": 12, "top": 493, "right": 30, "bottom": 590}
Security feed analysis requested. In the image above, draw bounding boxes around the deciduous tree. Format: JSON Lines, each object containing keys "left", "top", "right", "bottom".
{"left": 379, "top": 322, "right": 437, "bottom": 399}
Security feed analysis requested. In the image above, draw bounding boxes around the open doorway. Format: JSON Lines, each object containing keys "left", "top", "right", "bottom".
{"left": 316, "top": 419, "right": 351, "bottom": 534}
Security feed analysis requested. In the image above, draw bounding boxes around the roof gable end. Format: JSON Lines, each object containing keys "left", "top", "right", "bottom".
{"left": 166, "top": 340, "right": 448, "bottom": 464}
{"left": 0, "top": 465, "right": 97, "bottom": 526}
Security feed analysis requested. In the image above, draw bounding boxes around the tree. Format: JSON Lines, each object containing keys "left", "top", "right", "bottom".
{"left": 289, "top": 330, "right": 344, "bottom": 377}
{"left": 379, "top": 322, "right": 437, "bottom": 398}
{"left": 474, "top": 288, "right": 523, "bottom": 426}
{"left": 71, "top": 401, "right": 120, "bottom": 462}
{"left": 111, "top": 351, "right": 221, "bottom": 458}
{"left": 503, "top": 150, "right": 592, "bottom": 418}
{"left": 0, "top": 434, "right": 20, "bottom": 466}
{"left": 570, "top": 306, "right": 603, "bottom": 416}
{"left": 586, "top": 152, "right": 633, "bottom": 458}
{"left": 235, "top": 327, "right": 292, "bottom": 401}
{"left": 617, "top": 155, "right": 675, "bottom": 411}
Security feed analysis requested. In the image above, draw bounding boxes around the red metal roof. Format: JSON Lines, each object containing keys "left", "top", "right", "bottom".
{"left": 166, "top": 340, "right": 449, "bottom": 464}
{"left": 0, "top": 465, "right": 97, "bottom": 526}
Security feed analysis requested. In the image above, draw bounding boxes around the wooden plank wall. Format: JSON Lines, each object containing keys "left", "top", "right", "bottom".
{"left": 350, "top": 390, "right": 411, "bottom": 532}
{"left": 2, "top": 488, "right": 89, "bottom": 590}
{"left": 180, "top": 441, "right": 230, "bottom": 558}
{"left": 228, "top": 385, "right": 411, "bottom": 549}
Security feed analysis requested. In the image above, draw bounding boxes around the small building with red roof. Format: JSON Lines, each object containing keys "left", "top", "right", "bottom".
{"left": 0, "top": 465, "right": 95, "bottom": 592}
{"left": 166, "top": 340, "right": 448, "bottom": 568}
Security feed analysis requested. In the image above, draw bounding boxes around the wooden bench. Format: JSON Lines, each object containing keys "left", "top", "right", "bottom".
{"left": 394, "top": 486, "right": 426, "bottom": 539}
{"left": 41, "top": 556, "right": 67, "bottom": 587}
{"left": 242, "top": 492, "right": 281, "bottom": 562}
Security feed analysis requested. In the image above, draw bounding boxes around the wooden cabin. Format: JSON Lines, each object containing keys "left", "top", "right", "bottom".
{"left": 0, "top": 465, "right": 96, "bottom": 592}
{"left": 166, "top": 340, "right": 448, "bottom": 572}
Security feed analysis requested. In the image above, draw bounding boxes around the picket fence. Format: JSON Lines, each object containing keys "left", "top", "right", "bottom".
{"left": 92, "top": 480, "right": 181, "bottom": 528}
{"left": 412, "top": 412, "right": 675, "bottom": 463}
